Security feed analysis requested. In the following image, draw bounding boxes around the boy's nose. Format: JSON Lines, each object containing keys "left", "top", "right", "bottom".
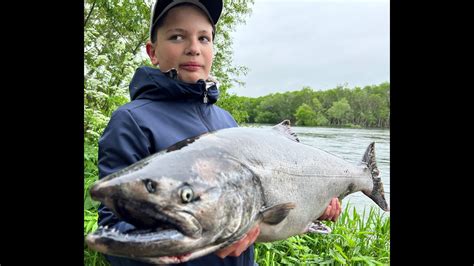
{"left": 185, "top": 41, "right": 200, "bottom": 56}
{"left": 185, "top": 48, "right": 200, "bottom": 56}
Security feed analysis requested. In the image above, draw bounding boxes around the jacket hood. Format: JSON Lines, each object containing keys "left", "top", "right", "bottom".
{"left": 129, "top": 66, "right": 219, "bottom": 103}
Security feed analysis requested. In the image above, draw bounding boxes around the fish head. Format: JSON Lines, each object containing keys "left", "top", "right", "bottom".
{"left": 86, "top": 150, "right": 258, "bottom": 263}
{"left": 89, "top": 174, "right": 213, "bottom": 238}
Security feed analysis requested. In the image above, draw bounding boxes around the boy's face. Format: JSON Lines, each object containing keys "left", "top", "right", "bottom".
{"left": 147, "top": 5, "right": 214, "bottom": 84}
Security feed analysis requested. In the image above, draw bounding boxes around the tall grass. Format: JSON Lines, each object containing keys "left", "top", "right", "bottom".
{"left": 84, "top": 141, "right": 109, "bottom": 265}
{"left": 254, "top": 204, "right": 390, "bottom": 265}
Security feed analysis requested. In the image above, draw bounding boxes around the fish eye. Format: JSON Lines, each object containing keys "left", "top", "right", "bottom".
{"left": 180, "top": 187, "right": 194, "bottom": 203}
{"left": 144, "top": 179, "right": 156, "bottom": 193}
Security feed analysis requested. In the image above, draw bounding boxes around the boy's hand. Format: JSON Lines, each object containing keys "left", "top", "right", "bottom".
{"left": 215, "top": 225, "right": 260, "bottom": 258}
{"left": 318, "top": 197, "right": 342, "bottom": 222}
{"left": 215, "top": 198, "right": 340, "bottom": 259}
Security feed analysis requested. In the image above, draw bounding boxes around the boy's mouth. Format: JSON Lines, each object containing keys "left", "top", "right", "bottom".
{"left": 179, "top": 63, "right": 203, "bottom": 72}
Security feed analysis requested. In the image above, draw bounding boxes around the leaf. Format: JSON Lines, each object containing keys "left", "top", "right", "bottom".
{"left": 333, "top": 243, "right": 349, "bottom": 261}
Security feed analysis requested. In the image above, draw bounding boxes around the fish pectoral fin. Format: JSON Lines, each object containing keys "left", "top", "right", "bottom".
{"left": 260, "top": 202, "right": 296, "bottom": 225}
{"left": 306, "top": 221, "right": 332, "bottom": 234}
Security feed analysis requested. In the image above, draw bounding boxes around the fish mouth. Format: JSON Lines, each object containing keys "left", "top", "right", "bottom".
{"left": 85, "top": 198, "right": 204, "bottom": 258}
{"left": 85, "top": 224, "right": 193, "bottom": 258}
{"left": 86, "top": 224, "right": 224, "bottom": 264}
{"left": 88, "top": 224, "right": 184, "bottom": 243}
{"left": 113, "top": 198, "right": 203, "bottom": 239}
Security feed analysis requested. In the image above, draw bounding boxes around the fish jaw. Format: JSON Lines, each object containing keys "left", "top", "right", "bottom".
{"left": 84, "top": 214, "right": 247, "bottom": 262}
{"left": 85, "top": 226, "right": 203, "bottom": 258}
{"left": 112, "top": 197, "right": 203, "bottom": 238}
{"left": 139, "top": 240, "right": 234, "bottom": 264}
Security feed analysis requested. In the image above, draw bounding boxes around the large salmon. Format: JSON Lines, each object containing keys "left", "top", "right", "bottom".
{"left": 85, "top": 120, "right": 389, "bottom": 264}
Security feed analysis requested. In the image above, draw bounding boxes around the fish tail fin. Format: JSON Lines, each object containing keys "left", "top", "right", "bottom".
{"left": 361, "top": 142, "right": 390, "bottom": 211}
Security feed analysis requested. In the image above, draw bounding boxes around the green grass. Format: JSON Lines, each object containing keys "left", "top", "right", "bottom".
{"left": 84, "top": 141, "right": 109, "bottom": 265}
{"left": 254, "top": 205, "right": 390, "bottom": 265}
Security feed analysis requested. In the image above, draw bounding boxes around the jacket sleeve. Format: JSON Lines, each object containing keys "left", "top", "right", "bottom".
{"left": 97, "top": 108, "right": 151, "bottom": 232}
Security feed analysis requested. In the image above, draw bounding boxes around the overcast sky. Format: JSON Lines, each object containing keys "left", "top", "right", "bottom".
{"left": 227, "top": 0, "right": 390, "bottom": 97}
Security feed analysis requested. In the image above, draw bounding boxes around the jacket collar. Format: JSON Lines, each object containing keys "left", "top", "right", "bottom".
{"left": 129, "top": 66, "right": 219, "bottom": 104}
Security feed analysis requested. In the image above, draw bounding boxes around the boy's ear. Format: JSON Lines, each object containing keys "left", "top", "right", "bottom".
{"left": 146, "top": 41, "right": 159, "bottom": 66}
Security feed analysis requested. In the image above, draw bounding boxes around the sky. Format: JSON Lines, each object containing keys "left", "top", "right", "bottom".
{"left": 227, "top": 0, "right": 390, "bottom": 97}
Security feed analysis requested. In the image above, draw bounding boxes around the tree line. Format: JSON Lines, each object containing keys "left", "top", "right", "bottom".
{"left": 222, "top": 82, "right": 390, "bottom": 128}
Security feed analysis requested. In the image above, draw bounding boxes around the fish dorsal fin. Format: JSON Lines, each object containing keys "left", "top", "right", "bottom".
{"left": 260, "top": 202, "right": 296, "bottom": 225}
{"left": 272, "top": 120, "right": 299, "bottom": 142}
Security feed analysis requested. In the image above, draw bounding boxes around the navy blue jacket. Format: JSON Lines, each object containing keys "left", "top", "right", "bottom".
{"left": 97, "top": 66, "right": 254, "bottom": 266}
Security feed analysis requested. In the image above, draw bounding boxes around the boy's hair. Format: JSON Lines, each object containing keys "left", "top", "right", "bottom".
{"left": 150, "top": 0, "right": 223, "bottom": 43}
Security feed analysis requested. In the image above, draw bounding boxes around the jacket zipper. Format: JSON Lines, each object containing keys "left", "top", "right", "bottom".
{"left": 203, "top": 87, "right": 208, "bottom": 104}
{"left": 198, "top": 79, "right": 212, "bottom": 130}
{"left": 196, "top": 102, "right": 212, "bottom": 131}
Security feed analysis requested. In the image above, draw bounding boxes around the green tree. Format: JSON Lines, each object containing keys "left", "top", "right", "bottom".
{"left": 255, "top": 93, "right": 288, "bottom": 124}
{"left": 217, "top": 94, "right": 249, "bottom": 123}
{"left": 84, "top": 0, "right": 152, "bottom": 143}
{"left": 255, "top": 111, "right": 280, "bottom": 124}
{"left": 240, "top": 96, "right": 259, "bottom": 123}
{"left": 311, "top": 97, "right": 329, "bottom": 126}
{"left": 212, "top": 0, "right": 254, "bottom": 122}
{"left": 295, "top": 103, "right": 317, "bottom": 126}
{"left": 327, "top": 98, "right": 352, "bottom": 126}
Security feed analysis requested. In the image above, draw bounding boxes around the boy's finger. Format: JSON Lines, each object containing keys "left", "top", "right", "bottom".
{"left": 332, "top": 199, "right": 342, "bottom": 221}
{"left": 323, "top": 205, "right": 332, "bottom": 220}
{"left": 333, "top": 198, "right": 339, "bottom": 208}
{"left": 248, "top": 226, "right": 260, "bottom": 244}
{"left": 216, "top": 234, "right": 247, "bottom": 258}
{"left": 232, "top": 237, "right": 251, "bottom": 256}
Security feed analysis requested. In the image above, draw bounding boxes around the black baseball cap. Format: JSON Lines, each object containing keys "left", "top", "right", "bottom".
{"left": 150, "top": 0, "right": 223, "bottom": 41}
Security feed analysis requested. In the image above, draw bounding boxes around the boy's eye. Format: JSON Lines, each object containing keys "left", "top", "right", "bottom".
{"left": 199, "top": 36, "right": 211, "bottom": 43}
{"left": 170, "top": 35, "right": 184, "bottom": 41}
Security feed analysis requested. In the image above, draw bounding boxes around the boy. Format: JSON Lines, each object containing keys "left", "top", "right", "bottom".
{"left": 97, "top": 0, "right": 341, "bottom": 265}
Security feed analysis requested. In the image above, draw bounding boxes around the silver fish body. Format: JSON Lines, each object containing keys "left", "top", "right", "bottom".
{"left": 85, "top": 120, "right": 388, "bottom": 264}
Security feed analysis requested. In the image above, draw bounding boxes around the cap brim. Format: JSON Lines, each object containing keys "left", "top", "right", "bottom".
{"left": 150, "top": 0, "right": 223, "bottom": 40}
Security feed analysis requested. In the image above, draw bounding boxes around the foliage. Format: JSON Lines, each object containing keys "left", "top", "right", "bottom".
{"left": 295, "top": 103, "right": 317, "bottom": 126}
{"left": 234, "top": 82, "right": 390, "bottom": 128}
{"left": 217, "top": 93, "right": 250, "bottom": 123}
{"left": 254, "top": 204, "right": 390, "bottom": 266}
{"left": 327, "top": 98, "right": 352, "bottom": 126}
{"left": 213, "top": 0, "right": 254, "bottom": 122}
{"left": 84, "top": 0, "right": 152, "bottom": 144}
